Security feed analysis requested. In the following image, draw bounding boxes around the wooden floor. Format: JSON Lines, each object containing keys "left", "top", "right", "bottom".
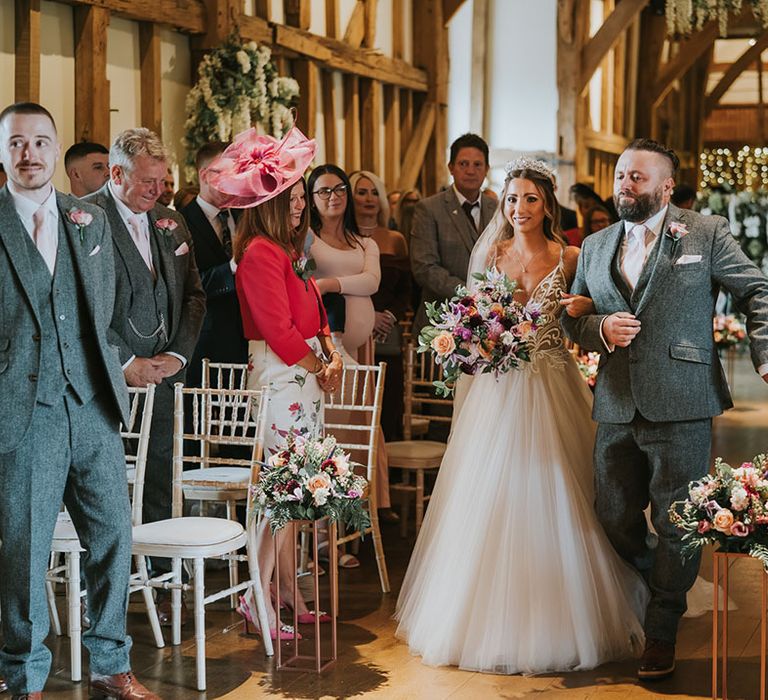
{"left": 19, "top": 353, "right": 768, "bottom": 699}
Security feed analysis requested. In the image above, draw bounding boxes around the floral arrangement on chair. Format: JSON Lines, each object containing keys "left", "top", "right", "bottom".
{"left": 252, "top": 428, "right": 370, "bottom": 534}
{"left": 182, "top": 32, "right": 300, "bottom": 182}
{"left": 713, "top": 314, "right": 748, "bottom": 350}
{"left": 418, "top": 268, "right": 541, "bottom": 397}
{"left": 669, "top": 454, "right": 768, "bottom": 568}
{"left": 575, "top": 351, "right": 600, "bottom": 388}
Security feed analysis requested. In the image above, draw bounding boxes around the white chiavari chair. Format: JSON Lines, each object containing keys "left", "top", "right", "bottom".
{"left": 46, "top": 385, "right": 162, "bottom": 682}
{"left": 131, "top": 383, "right": 273, "bottom": 691}
{"left": 323, "top": 363, "right": 390, "bottom": 593}
{"left": 387, "top": 343, "right": 454, "bottom": 536}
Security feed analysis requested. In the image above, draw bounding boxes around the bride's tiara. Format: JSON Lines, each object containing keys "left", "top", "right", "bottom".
{"left": 504, "top": 157, "right": 555, "bottom": 183}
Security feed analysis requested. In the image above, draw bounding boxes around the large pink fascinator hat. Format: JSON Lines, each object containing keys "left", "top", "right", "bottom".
{"left": 206, "top": 125, "right": 317, "bottom": 208}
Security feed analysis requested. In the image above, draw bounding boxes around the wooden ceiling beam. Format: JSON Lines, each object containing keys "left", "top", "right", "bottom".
{"left": 578, "top": 0, "right": 646, "bottom": 95}
{"left": 705, "top": 29, "right": 768, "bottom": 116}
{"left": 442, "top": 0, "right": 466, "bottom": 24}
{"left": 652, "top": 21, "right": 719, "bottom": 106}
{"left": 59, "top": 0, "right": 206, "bottom": 34}
{"left": 274, "top": 24, "right": 428, "bottom": 90}
{"left": 15, "top": 0, "right": 41, "bottom": 103}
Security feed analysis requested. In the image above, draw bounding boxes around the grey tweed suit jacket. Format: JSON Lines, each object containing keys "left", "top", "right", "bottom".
{"left": 410, "top": 188, "right": 497, "bottom": 329}
{"left": 84, "top": 184, "right": 206, "bottom": 365}
{"left": 562, "top": 203, "right": 768, "bottom": 423}
{"left": 0, "top": 186, "right": 129, "bottom": 453}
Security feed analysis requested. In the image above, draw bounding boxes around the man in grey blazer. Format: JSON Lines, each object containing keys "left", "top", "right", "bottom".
{"left": 410, "top": 133, "right": 496, "bottom": 330}
{"left": 0, "top": 103, "right": 158, "bottom": 698}
{"left": 85, "top": 129, "right": 205, "bottom": 610}
{"left": 562, "top": 138, "right": 768, "bottom": 681}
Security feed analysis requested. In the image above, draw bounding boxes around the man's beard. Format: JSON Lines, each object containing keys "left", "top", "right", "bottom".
{"left": 614, "top": 186, "right": 664, "bottom": 222}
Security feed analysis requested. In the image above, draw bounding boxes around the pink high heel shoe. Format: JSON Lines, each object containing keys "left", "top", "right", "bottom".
{"left": 237, "top": 595, "right": 302, "bottom": 640}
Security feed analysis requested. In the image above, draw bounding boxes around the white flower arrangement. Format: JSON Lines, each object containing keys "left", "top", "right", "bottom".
{"left": 183, "top": 33, "right": 300, "bottom": 182}
{"left": 666, "top": 0, "right": 768, "bottom": 36}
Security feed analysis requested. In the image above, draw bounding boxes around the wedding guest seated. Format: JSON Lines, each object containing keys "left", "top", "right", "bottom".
{"left": 206, "top": 126, "right": 342, "bottom": 638}
{"left": 671, "top": 182, "right": 697, "bottom": 210}
{"left": 581, "top": 204, "right": 614, "bottom": 242}
{"left": 64, "top": 141, "right": 109, "bottom": 197}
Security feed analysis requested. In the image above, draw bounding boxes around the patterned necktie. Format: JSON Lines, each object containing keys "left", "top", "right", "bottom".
{"left": 127, "top": 214, "right": 155, "bottom": 278}
{"left": 461, "top": 200, "right": 478, "bottom": 232}
{"left": 623, "top": 224, "right": 648, "bottom": 290}
{"left": 32, "top": 206, "right": 56, "bottom": 275}
{"left": 217, "top": 209, "right": 232, "bottom": 258}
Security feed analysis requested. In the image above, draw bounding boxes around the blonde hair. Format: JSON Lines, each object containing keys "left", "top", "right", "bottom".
{"left": 110, "top": 128, "right": 168, "bottom": 172}
{"left": 349, "top": 170, "right": 390, "bottom": 228}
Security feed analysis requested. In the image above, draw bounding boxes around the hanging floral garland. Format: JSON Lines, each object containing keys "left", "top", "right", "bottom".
{"left": 182, "top": 33, "right": 300, "bottom": 182}
{"left": 666, "top": 0, "right": 768, "bottom": 36}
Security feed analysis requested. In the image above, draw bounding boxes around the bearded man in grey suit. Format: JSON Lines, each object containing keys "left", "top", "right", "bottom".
{"left": 410, "top": 133, "right": 496, "bottom": 329}
{"left": 0, "top": 103, "right": 158, "bottom": 698}
{"left": 562, "top": 138, "right": 768, "bottom": 681}
{"left": 85, "top": 129, "right": 205, "bottom": 609}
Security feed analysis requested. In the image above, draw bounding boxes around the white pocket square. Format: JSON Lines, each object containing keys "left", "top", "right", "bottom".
{"left": 675, "top": 254, "right": 702, "bottom": 265}
{"left": 88, "top": 245, "right": 101, "bottom": 257}
{"left": 174, "top": 242, "right": 189, "bottom": 257}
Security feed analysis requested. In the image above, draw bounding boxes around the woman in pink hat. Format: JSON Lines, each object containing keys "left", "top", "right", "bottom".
{"left": 208, "top": 127, "right": 342, "bottom": 640}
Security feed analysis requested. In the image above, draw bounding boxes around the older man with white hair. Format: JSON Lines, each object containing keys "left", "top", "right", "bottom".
{"left": 85, "top": 130, "right": 205, "bottom": 607}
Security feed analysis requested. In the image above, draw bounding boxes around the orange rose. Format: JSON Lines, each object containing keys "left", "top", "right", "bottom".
{"left": 713, "top": 509, "right": 734, "bottom": 533}
{"left": 489, "top": 303, "right": 504, "bottom": 316}
{"left": 516, "top": 320, "right": 533, "bottom": 339}
{"left": 477, "top": 339, "right": 495, "bottom": 359}
{"left": 431, "top": 331, "right": 456, "bottom": 357}
{"left": 307, "top": 473, "right": 331, "bottom": 493}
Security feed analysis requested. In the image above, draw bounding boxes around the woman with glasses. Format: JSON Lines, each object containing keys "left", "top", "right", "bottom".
{"left": 307, "top": 164, "right": 381, "bottom": 363}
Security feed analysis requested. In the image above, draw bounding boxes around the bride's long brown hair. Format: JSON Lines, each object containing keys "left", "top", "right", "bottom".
{"left": 233, "top": 178, "right": 310, "bottom": 263}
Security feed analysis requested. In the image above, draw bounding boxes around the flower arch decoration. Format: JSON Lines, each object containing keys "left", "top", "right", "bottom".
{"left": 182, "top": 33, "right": 300, "bottom": 183}
{"left": 666, "top": 0, "right": 768, "bottom": 36}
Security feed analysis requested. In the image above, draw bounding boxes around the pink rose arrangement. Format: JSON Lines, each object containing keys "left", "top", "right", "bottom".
{"left": 252, "top": 428, "right": 369, "bottom": 533}
{"left": 418, "top": 268, "right": 541, "bottom": 396}
{"left": 576, "top": 351, "right": 600, "bottom": 388}
{"left": 155, "top": 217, "right": 178, "bottom": 233}
{"left": 713, "top": 313, "right": 747, "bottom": 349}
{"left": 670, "top": 453, "right": 768, "bottom": 568}
{"left": 67, "top": 207, "right": 94, "bottom": 243}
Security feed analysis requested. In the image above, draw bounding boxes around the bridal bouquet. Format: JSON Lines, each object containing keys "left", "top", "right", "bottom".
{"left": 418, "top": 268, "right": 542, "bottom": 396}
{"left": 669, "top": 454, "right": 768, "bottom": 569}
{"left": 252, "top": 429, "right": 370, "bottom": 534}
{"left": 713, "top": 314, "right": 747, "bottom": 349}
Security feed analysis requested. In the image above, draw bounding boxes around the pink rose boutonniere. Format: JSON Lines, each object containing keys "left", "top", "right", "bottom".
{"left": 666, "top": 221, "right": 689, "bottom": 253}
{"left": 155, "top": 218, "right": 179, "bottom": 235}
{"left": 292, "top": 254, "right": 317, "bottom": 290}
{"left": 67, "top": 207, "right": 94, "bottom": 243}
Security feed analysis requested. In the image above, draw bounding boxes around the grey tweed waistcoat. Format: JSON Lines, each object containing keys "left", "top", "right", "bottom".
{"left": 23, "top": 218, "right": 103, "bottom": 406}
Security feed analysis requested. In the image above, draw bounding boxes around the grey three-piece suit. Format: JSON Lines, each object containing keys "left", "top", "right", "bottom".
{"left": 84, "top": 185, "right": 205, "bottom": 549}
{"left": 0, "top": 186, "right": 132, "bottom": 693}
{"left": 410, "top": 188, "right": 496, "bottom": 330}
{"left": 562, "top": 202, "right": 768, "bottom": 643}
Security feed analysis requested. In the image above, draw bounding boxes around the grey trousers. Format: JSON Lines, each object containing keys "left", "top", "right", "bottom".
{"left": 595, "top": 413, "right": 712, "bottom": 645}
{"left": 0, "top": 392, "right": 132, "bottom": 693}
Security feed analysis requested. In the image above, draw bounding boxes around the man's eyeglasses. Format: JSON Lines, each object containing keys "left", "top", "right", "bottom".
{"left": 313, "top": 184, "right": 348, "bottom": 200}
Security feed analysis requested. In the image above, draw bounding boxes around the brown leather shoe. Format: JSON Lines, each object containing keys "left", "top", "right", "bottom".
{"left": 155, "top": 593, "right": 186, "bottom": 628}
{"left": 638, "top": 638, "right": 675, "bottom": 680}
{"left": 89, "top": 672, "right": 159, "bottom": 699}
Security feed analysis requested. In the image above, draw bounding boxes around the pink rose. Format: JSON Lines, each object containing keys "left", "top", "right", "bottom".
{"left": 155, "top": 218, "right": 178, "bottom": 232}
{"left": 306, "top": 473, "right": 331, "bottom": 493}
{"left": 713, "top": 509, "right": 735, "bottom": 533}
{"left": 730, "top": 521, "right": 749, "bottom": 537}
{"left": 667, "top": 221, "right": 689, "bottom": 241}
{"left": 67, "top": 208, "right": 93, "bottom": 227}
{"left": 697, "top": 520, "right": 711, "bottom": 534}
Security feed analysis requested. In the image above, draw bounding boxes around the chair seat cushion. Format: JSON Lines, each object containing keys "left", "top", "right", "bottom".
{"left": 386, "top": 440, "right": 446, "bottom": 465}
{"left": 133, "top": 516, "right": 244, "bottom": 547}
{"left": 182, "top": 467, "right": 250, "bottom": 487}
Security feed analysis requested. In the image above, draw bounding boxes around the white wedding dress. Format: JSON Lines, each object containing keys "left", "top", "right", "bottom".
{"left": 395, "top": 254, "right": 648, "bottom": 675}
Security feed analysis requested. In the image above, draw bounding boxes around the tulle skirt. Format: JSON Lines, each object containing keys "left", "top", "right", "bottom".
{"left": 394, "top": 354, "right": 648, "bottom": 674}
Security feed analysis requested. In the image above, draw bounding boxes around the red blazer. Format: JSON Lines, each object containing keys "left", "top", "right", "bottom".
{"left": 236, "top": 237, "right": 330, "bottom": 366}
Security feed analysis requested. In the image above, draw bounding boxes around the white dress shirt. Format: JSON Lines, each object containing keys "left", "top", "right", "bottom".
{"left": 8, "top": 181, "right": 59, "bottom": 274}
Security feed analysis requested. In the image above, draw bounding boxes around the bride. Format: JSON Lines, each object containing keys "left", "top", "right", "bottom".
{"left": 394, "top": 158, "right": 648, "bottom": 674}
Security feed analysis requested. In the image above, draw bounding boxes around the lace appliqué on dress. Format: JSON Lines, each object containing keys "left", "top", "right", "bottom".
{"left": 526, "top": 260, "right": 570, "bottom": 372}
